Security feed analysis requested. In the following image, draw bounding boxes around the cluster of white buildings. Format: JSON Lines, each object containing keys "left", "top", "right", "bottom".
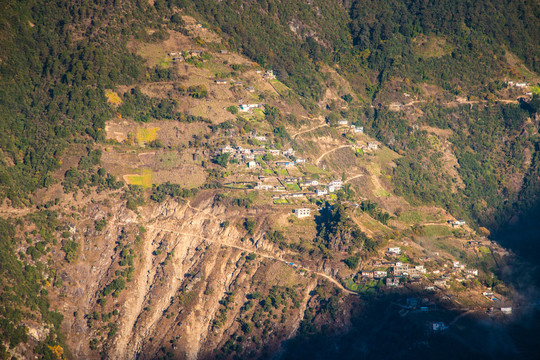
{"left": 356, "top": 254, "right": 481, "bottom": 291}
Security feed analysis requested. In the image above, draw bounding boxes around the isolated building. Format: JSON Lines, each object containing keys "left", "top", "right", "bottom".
{"left": 388, "top": 247, "right": 401, "bottom": 255}
{"left": 293, "top": 208, "right": 310, "bottom": 218}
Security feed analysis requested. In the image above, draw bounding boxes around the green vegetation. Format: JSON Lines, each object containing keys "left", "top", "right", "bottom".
{"left": 0, "top": 217, "right": 65, "bottom": 357}
{"left": 62, "top": 148, "right": 124, "bottom": 194}
{"left": 360, "top": 201, "right": 391, "bottom": 225}
{"left": 393, "top": 102, "right": 538, "bottom": 227}
{"left": 187, "top": 85, "right": 208, "bottom": 99}
{"left": 94, "top": 219, "right": 107, "bottom": 231}
{"left": 226, "top": 105, "right": 238, "bottom": 114}
{"left": 213, "top": 153, "right": 230, "bottom": 168}
{"left": 122, "top": 185, "right": 146, "bottom": 211}
{"left": 216, "top": 193, "right": 254, "bottom": 208}
{"left": 314, "top": 203, "right": 374, "bottom": 256}
{"left": 243, "top": 218, "right": 257, "bottom": 236}
{"left": 344, "top": 256, "right": 360, "bottom": 270}
{"left": 0, "top": 0, "right": 538, "bottom": 357}
{"left": 61, "top": 239, "right": 79, "bottom": 263}
{"left": 286, "top": 183, "right": 301, "bottom": 191}
{"left": 119, "top": 87, "right": 182, "bottom": 122}
{"left": 349, "top": 0, "right": 540, "bottom": 96}
{"left": 217, "top": 285, "right": 301, "bottom": 358}
{"left": 150, "top": 182, "right": 198, "bottom": 203}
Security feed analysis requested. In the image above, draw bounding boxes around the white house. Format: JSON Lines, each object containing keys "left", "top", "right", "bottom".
{"left": 240, "top": 104, "right": 259, "bottom": 112}
{"left": 328, "top": 180, "right": 343, "bottom": 187}
{"left": 315, "top": 189, "right": 328, "bottom": 196}
{"left": 374, "top": 270, "right": 387, "bottom": 279}
{"left": 219, "top": 146, "right": 235, "bottom": 154}
{"left": 255, "top": 184, "right": 273, "bottom": 190}
{"left": 265, "top": 70, "right": 276, "bottom": 80}
{"left": 295, "top": 158, "right": 306, "bottom": 164}
{"left": 388, "top": 247, "right": 401, "bottom": 255}
{"left": 362, "top": 271, "right": 374, "bottom": 278}
{"left": 366, "top": 142, "right": 378, "bottom": 150}
{"left": 301, "top": 179, "right": 319, "bottom": 186}
{"left": 338, "top": 119, "right": 348, "bottom": 126}
{"left": 293, "top": 208, "right": 310, "bottom": 218}
{"left": 247, "top": 161, "right": 258, "bottom": 168}
{"left": 393, "top": 262, "right": 409, "bottom": 276}
{"left": 275, "top": 161, "right": 292, "bottom": 167}
{"left": 355, "top": 126, "right": 364, "bottom": 134}
{"left": 465, "top": 269, "right": 479, "bottom": 276}
{"left": 282, "top": 148, "right": 295, "bottom": 157}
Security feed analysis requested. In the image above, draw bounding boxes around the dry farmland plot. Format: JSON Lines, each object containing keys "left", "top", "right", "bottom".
{"left": 106, "top": 119, "right": 210, "bottom": 148}
{"left": 422, "top": 224, "right": 453, "bottom": 239}
{"left": 128, "top": 30, "right": 195, "bottom": 68}
{"left": 124, "top": 168, "right": 153, "bottom": 188}
{"left": 151, "top": 166, "right": 206, "bottom": 188}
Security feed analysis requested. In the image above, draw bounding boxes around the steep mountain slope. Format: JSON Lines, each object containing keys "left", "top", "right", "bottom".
{"left": 0, "top": 1, "right": 539, "bottom": 359}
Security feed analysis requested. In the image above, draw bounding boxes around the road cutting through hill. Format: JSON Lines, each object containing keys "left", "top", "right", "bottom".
{"left": 315, "top": 145, "right": 355, "bottom": 165}
{"left": 292, "top": 123, "right": 328, "bottom": 139}
{"left": 141, "top": 224, "right": 358, "bottom": 296}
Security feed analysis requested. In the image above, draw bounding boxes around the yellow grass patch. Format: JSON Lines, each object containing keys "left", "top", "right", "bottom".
{"left": 137, "top": 127, "right": 160, "bottom": 146}
{"left": 105, "top": 91, "right": 122, "bottom": 106}
{"left": 124, "top": 169, "right": 153, "bottom": 188}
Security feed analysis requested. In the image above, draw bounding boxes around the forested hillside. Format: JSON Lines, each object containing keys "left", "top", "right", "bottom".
{"left": 1, "top": 0, "right": 539, "bottom": 208}
{"left": 0, "top": 0, "right": 539, "bottom": 359}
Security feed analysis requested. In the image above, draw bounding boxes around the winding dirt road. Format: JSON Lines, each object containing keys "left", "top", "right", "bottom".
{"left": 344, "top": 174, "right": 364, "bottom": 183}
{"left": 315, "top": 145, "right": 354, "bottom": 165}
{"left": 292, "top": 123, "right": 328, "bottom": 139}
{"left": 143, "top": 224, "right": 358, "bottom": 296}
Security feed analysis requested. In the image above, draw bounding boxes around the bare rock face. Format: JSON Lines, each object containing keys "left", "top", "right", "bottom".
{"left": 54, "top": 196, "right": 323, "bottom": 360}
